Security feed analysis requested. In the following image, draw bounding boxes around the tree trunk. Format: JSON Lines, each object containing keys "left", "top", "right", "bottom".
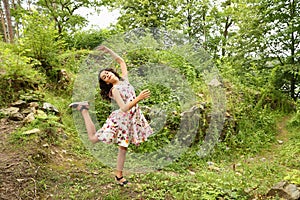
{"left": 290, "top": 0, "right": 297, "bottom": 101}
{"left": 0, "top": 7, "right": 8, "bottom": 42}
{"left": 186, "top": 0, "right": 192, "bottom": 39}
{"left": 290, "top": 76, "right": 296, "bottom": 101}
{"left": 222, "top": 17, "right": 232, "bottom": 57}
{"left": 2, "top": 0, "right": 14, "bottom": 43}
{"left": 11, "top": 0, "right": 19, "bottom": 38}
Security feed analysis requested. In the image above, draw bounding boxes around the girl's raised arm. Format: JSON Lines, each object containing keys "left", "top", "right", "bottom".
{"left": 97, "top": 45, "right": 128, "bottom": 80}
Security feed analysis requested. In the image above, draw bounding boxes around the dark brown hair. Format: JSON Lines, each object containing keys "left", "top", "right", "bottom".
{"left": 98, "top": 68, "right": 123, "bottom": 100}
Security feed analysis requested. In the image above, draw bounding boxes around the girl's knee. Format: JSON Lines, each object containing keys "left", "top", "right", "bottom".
{"left": 119, "top": 146, "right": 127, "bottom": 151}
{"left": 90, "top": 135, "right": 99, "bottom": 144}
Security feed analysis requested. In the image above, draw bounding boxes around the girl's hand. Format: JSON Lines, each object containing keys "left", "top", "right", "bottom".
{"left": 97, "top": 45, "right": 110, "bottom": 53}
{"left": 137, "top": 89, "right": 151, "bottom": 101}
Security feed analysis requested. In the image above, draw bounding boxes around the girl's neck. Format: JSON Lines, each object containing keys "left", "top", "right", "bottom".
{"left": 112, "top": 80, "right": 121, "bottom": 86}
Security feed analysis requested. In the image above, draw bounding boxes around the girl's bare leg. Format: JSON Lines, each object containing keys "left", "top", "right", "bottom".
{"left": 80, "top": 109, "right": 99, "bottom": 144}
{"left": 116, "top": 146, "right": 128, "bottom": 183}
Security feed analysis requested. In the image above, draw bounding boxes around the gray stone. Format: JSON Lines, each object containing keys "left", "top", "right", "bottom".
{"left": 21, "top": 107, "right": 36, "bottom": 115}
{"left": 9, "top": 112, "right": 24, "bottom": 121}
{"left": 29, "top": 102, "right": 39, "bottom": 109}
{"left": 207, "top": 161, "right": 215, "bottom": 166}
{"left": 0, "top": 107, "right": 19, "bottom": 115}
{"left": 11, "top": 100, "right": 27, "bottom": 108}
{"left": 285, "top": 184, "right": 300, "bottom": 200}
{"left": 23, "top": 113, "right": 35, "bottom": 123}
{"left": 0, "top": 107, "right": 25, "bottom": 121}
{"left": 42, "top": 102, "right": 59, "bottom": 114}
{"left": 267, "top": 181, "right": 300, "bottom": 200}
{"left": 23, "top": 128, "right": 41, "bottom": 135}
{"left": 277, "top": 140, "right": 284, "bottom": 144}
{"left": 208, "top": 77, "right": 222, "bottom": 87}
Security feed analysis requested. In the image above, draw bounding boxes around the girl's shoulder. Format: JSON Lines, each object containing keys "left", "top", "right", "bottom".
{"left": 110, "top": 80, "right": 127, "bottom": 94}
{"left": 117, "top": 79, "right": 130, "bottom": 87}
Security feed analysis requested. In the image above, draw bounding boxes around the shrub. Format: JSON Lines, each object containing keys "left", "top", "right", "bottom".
{"left": 0, "top": 41, "right": 45, "bottom": 107}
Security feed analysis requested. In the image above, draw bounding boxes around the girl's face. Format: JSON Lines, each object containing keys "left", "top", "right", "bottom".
{"left": 100, "top": 70, "right": 119, "bottom": 84}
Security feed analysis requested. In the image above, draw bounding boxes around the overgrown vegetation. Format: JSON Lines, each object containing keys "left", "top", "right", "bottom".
{"left": 1, "top": 0, "right": 299, "bottom": 199}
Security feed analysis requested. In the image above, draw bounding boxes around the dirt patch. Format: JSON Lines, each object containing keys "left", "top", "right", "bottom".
{"left": 0, "top": 118, "right": 40, "bottom": 200}
{"left": 0, "top": 117, "right": 114, "bottom": 199}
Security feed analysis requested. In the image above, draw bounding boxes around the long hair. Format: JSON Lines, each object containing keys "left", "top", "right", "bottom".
{"left": 98, "top": 68, "right": 123, "bottom": 101}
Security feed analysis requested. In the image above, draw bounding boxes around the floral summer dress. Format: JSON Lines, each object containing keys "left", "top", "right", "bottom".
{"left": 96, "top": 79, "right": 153, "bottom": 147}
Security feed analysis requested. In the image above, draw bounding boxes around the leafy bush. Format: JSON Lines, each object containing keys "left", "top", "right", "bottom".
{"left": 65, "top": 29, "right": 112, "bottom": 50}
{"left": 0, "top": 41, "right": 45, "bottom": 107}
{"left": 125, "top": 47, "right": 160, "bottom": 66}
{"left": 18, "top": 11, "right": 65, "bottom": 74}
{"left": 44, "top": 49, "right": 90, "bottom": 94}
{"left": 56, "top": 49, "right": 90, "bottom": 73}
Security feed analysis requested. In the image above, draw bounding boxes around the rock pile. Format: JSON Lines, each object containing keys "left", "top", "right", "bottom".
{"left": 0, "top": 100, "right": 59, "bottom": 123}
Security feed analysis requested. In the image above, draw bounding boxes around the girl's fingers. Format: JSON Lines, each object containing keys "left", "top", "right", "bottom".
{"left": 142, "top": 90, "right": 150, "bottom": 95}
{"left": 139, "top": 89, "right": 150, "bottom": 99}
{"left": 142, "top": 90, "right": 150, "bottom": 98}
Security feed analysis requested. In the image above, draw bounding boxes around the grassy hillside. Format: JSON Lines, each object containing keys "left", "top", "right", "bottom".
{"left": 0, "top": 40, "right": 299, "bottom": 199}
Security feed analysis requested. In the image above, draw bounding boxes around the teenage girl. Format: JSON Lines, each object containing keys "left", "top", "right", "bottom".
{"left": 70, "top": 45, "right": 153, "bottom": 186}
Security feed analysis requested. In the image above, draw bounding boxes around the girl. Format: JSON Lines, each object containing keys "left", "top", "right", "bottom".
{"left": 69, "top": 45, "right": 153, "bottom": 186}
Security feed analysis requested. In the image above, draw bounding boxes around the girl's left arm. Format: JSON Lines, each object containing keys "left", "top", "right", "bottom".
{"left": 97, "top": 45, "right": 128, "bottom": 80}
{"left": 116, "top": 56, "right": 128, "bottom": 81}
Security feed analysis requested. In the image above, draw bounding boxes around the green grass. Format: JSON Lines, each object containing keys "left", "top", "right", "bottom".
{"left": 5, "top": 86, "right": 299, "bottom": 200}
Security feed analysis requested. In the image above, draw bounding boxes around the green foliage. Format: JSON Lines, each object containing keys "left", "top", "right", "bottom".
{"left": 10, "top": 112, "right": 62, "bottom": 145}
{"left": 114, "top": 0, "right": 177, "bottom": 30}
{"left": 44, "top": 49, "right": 91, "bottom": 95}
{"left": 0, "top": 41, "right": 45, "bottom": 107}
{"left": 284, "top": 169, "right": 300, "bottom": 185}
{"left": 219, "top": 57, "right": 296, "bottom": 113}
{"left": 287, "top": 102, "right": 300, "bottom": 128}
{"left": 233, "top": 111, "right": 277, "bottom": 153}
{"left": 158, "top": 50, "right": 200, "bottom": 85}
{"left": 225, "top": 0, "right": 300, "bottom": 100}
{"left": 173, "top": 0, "right": 212, "bottom": 40}
{"left": 18, "top": 11, "right": 65, "bottom": 73}
{"left": 95, "top": 94, "right": 114, "bottom": 126}
{"left": 65, "top": 29, "right": 112, "bottom": 50}
{"left": 2, "top": 1, "right": 300, "bottom": 199}
{"left": 125, "top": 47, "right": 160, "bottom": 66}
{"left": 217, "top": 61, "right": 284, "bottom": 153}
{"left": 36, "top": 0, "right": 95, "bottom": 34}
{"left": 57, "top": 49, "right": 90, "bottom": 72}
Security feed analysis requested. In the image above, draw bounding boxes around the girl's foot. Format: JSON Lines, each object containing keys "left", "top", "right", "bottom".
{"left": 115, "top": 176, "right": 129, "bottom": 186}
{"left": 69, "top": 101, "right": 89, "bottom": 112}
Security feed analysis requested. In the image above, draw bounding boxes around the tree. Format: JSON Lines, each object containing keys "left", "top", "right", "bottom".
{"left": 262, "top": 0, "right": 300, "bottom": 100}
{"left": 0, "top": 5, "right": 8, "bottom": 42}
{"left": 19, "top": 11, "right": 65, "bottom": 72}
{"left": 113, "top": 0, "right": 177, "bottom": 30}
{"left": 2, "top": 0, "right": 14, "bottom": 42}
{"left": 173, "top": 0, "right": 211, "bottom": 44}
{"left": 111, "top": 0, "right": 236, "bottom": 58}
{"left": 35, "top": 0, "right": 88, "bottom": 34}
{"left": 228, "top": 0, "right": 300, "bottom": 100}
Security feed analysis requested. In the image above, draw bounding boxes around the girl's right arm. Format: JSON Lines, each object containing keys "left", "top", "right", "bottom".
{"left": 97, "top": 45, "right": 128, "bottom": 80}
{"left": 112, "top": 88, "right": 150, "bottom": 112}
